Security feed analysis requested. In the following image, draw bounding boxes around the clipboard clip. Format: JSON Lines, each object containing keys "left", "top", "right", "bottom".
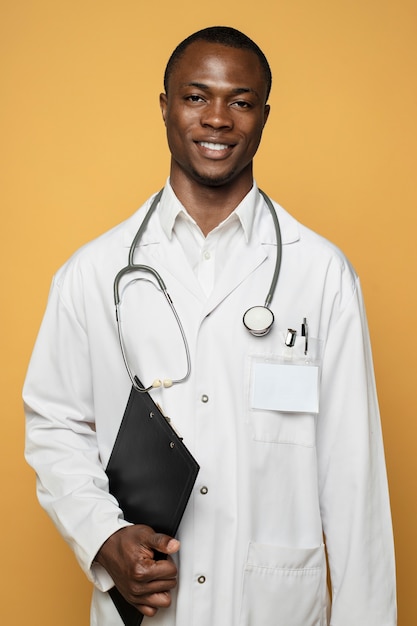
{"left": 155, "top": 403, "right": 184, "bottom": 440}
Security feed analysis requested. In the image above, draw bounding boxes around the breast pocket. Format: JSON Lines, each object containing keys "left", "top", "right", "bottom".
{"left": 246, "top": 340, "right": 322, "bottom": 446}
{"left": 239, "top": 543, "right": 328, "bottom": 626}
{"left": 248, "top": 408, "right": 317, "bottom": 446}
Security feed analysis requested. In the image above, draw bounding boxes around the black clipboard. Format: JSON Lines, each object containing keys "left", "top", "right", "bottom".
{"left": 105, "top": 384, "right": 200, "bottom": 626}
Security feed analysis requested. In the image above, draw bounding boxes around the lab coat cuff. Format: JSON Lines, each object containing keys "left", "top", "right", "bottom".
{"left": 86, "top": 519, "right": 133, "bottom": 592}
{"left": 90, "top": 562, "right": 116, "bottom": 592}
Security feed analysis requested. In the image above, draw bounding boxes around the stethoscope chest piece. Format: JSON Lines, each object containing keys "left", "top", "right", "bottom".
{"left": 243, "top": 305, "right": 275, "bottom": 337}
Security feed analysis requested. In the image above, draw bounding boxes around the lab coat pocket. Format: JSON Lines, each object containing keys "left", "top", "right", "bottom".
{"left": 248, "top": 408, "right": 316, "bottom": 446}
{"left": 247, "top": 342, "right": 322, "bottom": 446}
{"left": 239, "top": 543, "right": 327, "bottom": 626}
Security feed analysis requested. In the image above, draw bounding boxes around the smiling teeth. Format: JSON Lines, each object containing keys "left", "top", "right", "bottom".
{"left": 200, "top": 141, "right": 229, "bottom": 150}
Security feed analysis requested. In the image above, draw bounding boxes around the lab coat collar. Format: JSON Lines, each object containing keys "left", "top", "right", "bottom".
{"left": 121, "top": 184, "right": 300, "bottom": 310}
{"left": 123, "top": 182, "right": 300, "bottom": 248}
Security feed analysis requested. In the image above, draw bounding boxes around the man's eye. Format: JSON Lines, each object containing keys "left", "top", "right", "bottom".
{"left": 187, "top": 95, "right": 204, "bottom": 102}
{"left": 232, "top": 100, "right": 251, "bottom": 108}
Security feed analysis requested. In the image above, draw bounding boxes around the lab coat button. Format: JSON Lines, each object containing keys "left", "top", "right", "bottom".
{"left": 197, "top": 575, "right": 206, "bottom": 584}
{"left": 203, "top": 251, "right": 211, "bottom": 260}
{"left": 201, "top": 394, "right": 209, "bottom": 403}
{"left": 200, "top": 486, "right": 208, "bottom": 495}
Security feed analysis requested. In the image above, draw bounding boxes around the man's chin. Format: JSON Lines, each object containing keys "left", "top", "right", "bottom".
{"left": 190, "top": 168, "right": 237, "bottom": 188}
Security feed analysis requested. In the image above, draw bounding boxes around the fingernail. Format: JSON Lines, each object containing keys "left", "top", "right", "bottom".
{"left": 167, "top": 538, "right": 180, "bottom": 552}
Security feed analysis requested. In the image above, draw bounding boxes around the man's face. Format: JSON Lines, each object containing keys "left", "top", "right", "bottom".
{"left": 160, "top": 41, "right": 270, "bottom": 190}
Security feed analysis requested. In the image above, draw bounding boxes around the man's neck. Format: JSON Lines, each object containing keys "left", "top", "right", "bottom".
{"left": 170, "top": 172, "right": 254, "bottom": 237}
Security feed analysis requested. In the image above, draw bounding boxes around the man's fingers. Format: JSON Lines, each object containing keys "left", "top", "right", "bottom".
{"left": 95, "top": 525, "right": 180, "bottom": 615}
{"left": 141, "top": 528, "right": 180, "bottom": 556}
{"left": 125, "top": 588, "right": 174, "bottom": 616}
{"left": 130, "top": 561, "right": 178, "bottom": 589}
{"left": 134, "top": 590, "right": 173, "bottom": 609}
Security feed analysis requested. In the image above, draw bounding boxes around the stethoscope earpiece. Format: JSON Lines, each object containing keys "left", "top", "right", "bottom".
{"left": 243, "top": 306, "right": 275, "bottom": 337}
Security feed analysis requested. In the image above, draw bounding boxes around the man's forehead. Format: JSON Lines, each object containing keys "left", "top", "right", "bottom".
{"left": 168, "top": 41, "right": 264, "bottom": 84}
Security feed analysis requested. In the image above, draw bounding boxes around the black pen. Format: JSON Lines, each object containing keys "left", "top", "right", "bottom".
{"left": 301, "top": 317, "right": 309, "bottom": 355}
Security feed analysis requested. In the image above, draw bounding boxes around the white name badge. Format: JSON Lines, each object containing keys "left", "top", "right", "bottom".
{"left": 252, "top": 362, "right": 319, "bottom": 413}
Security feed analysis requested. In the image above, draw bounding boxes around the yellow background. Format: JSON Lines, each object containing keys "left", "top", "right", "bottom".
{"left": 1, "top": 1, "right": 416, "bottom": 623}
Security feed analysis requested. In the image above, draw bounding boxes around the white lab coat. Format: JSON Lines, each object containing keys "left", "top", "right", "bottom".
{"left": 24, "top": 186, "right": 396, "bottom": 626}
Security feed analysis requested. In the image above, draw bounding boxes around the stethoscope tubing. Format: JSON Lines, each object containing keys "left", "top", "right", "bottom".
{"left": 258, "top": 189, "right": 282, "bottom": 309}
{"left": 113, "top": 187, "right": 282, "bottom": 391}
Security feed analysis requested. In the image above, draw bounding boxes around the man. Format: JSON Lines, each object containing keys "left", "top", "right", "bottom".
{"left": 24, "top": 26, "right": 396, "bottom": 625}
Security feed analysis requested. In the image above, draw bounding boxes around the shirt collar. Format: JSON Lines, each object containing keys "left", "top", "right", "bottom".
{"left": 158, "top": 179, "right": 259, "bottom": 243}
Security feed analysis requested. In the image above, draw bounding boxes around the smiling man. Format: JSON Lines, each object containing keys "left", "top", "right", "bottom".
{"left": 159, "top": 37, "right": 270, "bottom": 233}
{"left": 24, "top": 26, "right": 396, "bottom": 626}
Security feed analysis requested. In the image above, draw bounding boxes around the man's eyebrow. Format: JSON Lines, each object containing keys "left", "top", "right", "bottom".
{"left": 183, "top": 82, "right": 259, "bottom": 96}
{"left": 232, "top": 87, "right": 258, "bottom": 95}
{"left": 184, "top": 81, "right": 210, "bottom": 90}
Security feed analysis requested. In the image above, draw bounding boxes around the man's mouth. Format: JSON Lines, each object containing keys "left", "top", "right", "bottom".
{"left": 198, "top": 141, "right": 231, "bottom": 151}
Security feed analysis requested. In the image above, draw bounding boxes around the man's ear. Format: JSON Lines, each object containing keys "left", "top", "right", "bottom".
{"left": 263, "top": 104, "right": 270, "bottom": 126}
{"left": 160, "top": 93, "right": 168, "bottom": 124}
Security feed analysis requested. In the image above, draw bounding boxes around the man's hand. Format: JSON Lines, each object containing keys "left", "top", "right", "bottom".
{"left": 95, "top": 525, "right": 180, "bottom": 617}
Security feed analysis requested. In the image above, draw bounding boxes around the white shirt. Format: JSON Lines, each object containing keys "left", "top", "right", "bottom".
{"left": 24, "top": 182, "right": 397, "bottom": 626}
{"left": 160, "top": 182, "right": 257, "bottom": 296}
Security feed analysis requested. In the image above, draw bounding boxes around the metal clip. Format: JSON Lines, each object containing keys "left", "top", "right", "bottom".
{"left": 285, "top": 329, "right": 297, "bottom": 347}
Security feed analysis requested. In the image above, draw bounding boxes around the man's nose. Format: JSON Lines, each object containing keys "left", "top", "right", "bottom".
{"left": 200, "top": 100, "right": 233, "bottom": 129}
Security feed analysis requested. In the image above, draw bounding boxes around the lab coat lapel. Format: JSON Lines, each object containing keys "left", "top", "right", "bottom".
{"left": 203, "top": 201, "right": 300, "bottom": 317}
{"left": 123, "top": 204, "right": 205, "bottom": 302}
{"left": 146, "top": 233, "right": 207, "bottom": 302}
{"left": 201, "top": 236, "right": 269, "bottom": 317}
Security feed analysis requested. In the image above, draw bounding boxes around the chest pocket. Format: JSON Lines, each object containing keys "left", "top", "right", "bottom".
{"left": 248, "top": 408, "right": 317, "bottom": 447}
{"left": 246, "top": 337, "right": 322, "bottom": 447}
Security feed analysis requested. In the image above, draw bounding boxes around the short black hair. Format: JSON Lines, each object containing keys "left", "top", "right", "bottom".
{"left": 163, "top": 26, "right": 272, "bottom": 102}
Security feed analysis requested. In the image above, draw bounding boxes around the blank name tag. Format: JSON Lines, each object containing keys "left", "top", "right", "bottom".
{"left": 252, "top": 362, "right": 319, "bottom": 413}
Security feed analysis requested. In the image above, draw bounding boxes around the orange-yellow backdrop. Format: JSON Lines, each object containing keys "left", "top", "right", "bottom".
{"left": 1, "top": 1, "right": 416, "bottom": 624}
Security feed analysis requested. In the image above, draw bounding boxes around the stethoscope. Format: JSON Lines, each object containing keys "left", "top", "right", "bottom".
{"left": 113, "top": 188, "right": 282, "bottom": 393}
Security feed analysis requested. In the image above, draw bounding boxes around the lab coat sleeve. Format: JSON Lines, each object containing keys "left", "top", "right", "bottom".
{"left": 23, "top": 274, "right": 131, "bottom": 591}
{"left": 317, "top": 277, "right": 396, "bottom": 625}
